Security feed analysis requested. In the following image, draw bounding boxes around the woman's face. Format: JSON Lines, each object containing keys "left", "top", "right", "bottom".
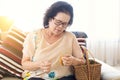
{"left": 48, "top": 12, "right": 70, "bottom": 35}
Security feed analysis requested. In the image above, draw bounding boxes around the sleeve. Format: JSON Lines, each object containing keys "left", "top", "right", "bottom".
{"left": 22, "top": 32, "right": 36, "bottom": 60}
{"left": 72, "top": 34, "right": 84, "bottom": 58}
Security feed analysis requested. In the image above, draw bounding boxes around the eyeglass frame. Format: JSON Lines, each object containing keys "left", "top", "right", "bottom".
{"left": 52, "top": 17, "right": 69, "bottom": 28}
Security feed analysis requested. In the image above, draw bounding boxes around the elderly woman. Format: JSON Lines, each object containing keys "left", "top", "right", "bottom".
{"left": 21, "top": 1, "right": 85, "bottom": 80}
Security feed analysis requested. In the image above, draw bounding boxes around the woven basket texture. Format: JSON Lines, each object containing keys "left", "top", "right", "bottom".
{"left": 74, "top": 46, "right": 101, "bottom": 80}
{"left": 74, "top": 60, "right": 101, "bottom": 80}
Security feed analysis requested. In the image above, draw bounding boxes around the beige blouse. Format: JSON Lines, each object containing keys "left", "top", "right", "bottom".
{"left": 22, "top": 28, "right": 83, "bottom": 79}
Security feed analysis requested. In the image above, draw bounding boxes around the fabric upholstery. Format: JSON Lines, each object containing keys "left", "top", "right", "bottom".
{"left": 96, "top": 59, "right": 120, "bottom": 80}
{"left": 72, "top": 31, "right": 88, "bottom": 38}
{"left": 0, "top": 27, "right": 26, "bottom": 79}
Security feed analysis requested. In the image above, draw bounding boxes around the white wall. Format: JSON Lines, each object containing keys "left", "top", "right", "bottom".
{"left": 0, "top": 0, "right": 119, "bottom": 39}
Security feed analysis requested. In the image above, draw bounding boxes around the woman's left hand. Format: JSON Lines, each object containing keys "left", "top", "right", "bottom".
{"left": 61, "top": 55, "right": 73, "bottom": 66}
{"left": 40, "top": 61, "right": 51, "bottom": 73}
{"left": 61, "top": 55, "right": 85, "bottom": 66}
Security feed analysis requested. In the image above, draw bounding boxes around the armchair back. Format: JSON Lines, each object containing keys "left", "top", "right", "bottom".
{"left": 72, "top": 31, "right": 88, "bottom": 47}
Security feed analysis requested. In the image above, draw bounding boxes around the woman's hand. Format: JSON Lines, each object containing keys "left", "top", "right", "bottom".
{"left": 39, "top": 61, "right": 51, "bottom": 73}
{"left": 61, "top": 55, "right": 85, "bottom": 66}
{"left": 22, "top": 56, "right": 52, "bottom": 72}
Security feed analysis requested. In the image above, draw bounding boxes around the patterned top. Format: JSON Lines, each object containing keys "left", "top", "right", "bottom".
{"left": 22, "top": 28, "right": 83, "bottom": 79}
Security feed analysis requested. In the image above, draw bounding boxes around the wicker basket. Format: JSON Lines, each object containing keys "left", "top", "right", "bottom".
{"left": 73, "top": 46, "right": 102, "bottom": 80}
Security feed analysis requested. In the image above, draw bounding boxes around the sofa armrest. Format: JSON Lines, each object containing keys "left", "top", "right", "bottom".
{"left": 96, "top": 59, "right": 120, "bottom": 80}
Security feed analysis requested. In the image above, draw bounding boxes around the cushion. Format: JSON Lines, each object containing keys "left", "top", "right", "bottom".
{"left": 0, "top": 46, "right": 21, "bottom": 64}
{"left": 1, "top": 34, "right": 24, "bottom": 58}
{"left": 1, "top": 43, "right": 23, "bottom": 58}
{"left": 0, "top": 46, "right": 23, "bottom": 78}
{"left": 72, "top": 31, "right": 88, "bottom": 38}
{"left": 2, "top": 35, "right": 23, "bottom": 51}
{"left": 96, "top": 59, "right": 120, "bottom": 80}
{"left": 8, "top": 30, "right": 25, "bottom": 42}
{"left": 0, "top": 25, "right": 26, "bottom": 79}
{"left": 10, "top": 27, "right": 26, "bottom": 38}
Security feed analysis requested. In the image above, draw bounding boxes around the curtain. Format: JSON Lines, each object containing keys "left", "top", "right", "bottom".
{"left": 87, "top": 39, "right": 120, "bottom": 66}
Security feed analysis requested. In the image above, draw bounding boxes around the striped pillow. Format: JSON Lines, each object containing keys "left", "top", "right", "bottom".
{"left": 0, "top": 46, "right": 23, "bottom": 78}
{"left": 0, "top": 27, "right": 26, "bottom": 79}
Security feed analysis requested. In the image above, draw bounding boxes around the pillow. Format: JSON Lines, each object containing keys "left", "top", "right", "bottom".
{"left": 0, "top": 46, "right": 21, "bottom": 64}
{"left": 1, "top": 35, "right": 23, "bottom": 58}
{"left": 8, "top": 30, "right": 25, "bottom": 42}
{"left": 10, "top": 27, "right": 26, "bottom": 38}
{"left": 0, "top": 46, "right": 23, "bottom": 78}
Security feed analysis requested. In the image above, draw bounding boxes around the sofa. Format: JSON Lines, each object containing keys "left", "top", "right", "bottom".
{"left": 97, "top": 59, "right": 120, "bottom": 80}
{"left": 0, "top": 28, "right": 120, "bottom": 80}
{"left": 0, "top": 27, "right": 26, "bottom": 80}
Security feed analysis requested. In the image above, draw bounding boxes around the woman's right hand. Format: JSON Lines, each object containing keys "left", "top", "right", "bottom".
{"left": 39, "top": 61, "right": 51, "bottom": 73}
{"left": 22, "top": 57, "right": 51, "bottom": 72}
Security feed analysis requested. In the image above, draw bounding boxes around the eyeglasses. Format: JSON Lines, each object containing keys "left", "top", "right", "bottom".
{"left": 53, "top": 18, "right": 68, "bottom": 28}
